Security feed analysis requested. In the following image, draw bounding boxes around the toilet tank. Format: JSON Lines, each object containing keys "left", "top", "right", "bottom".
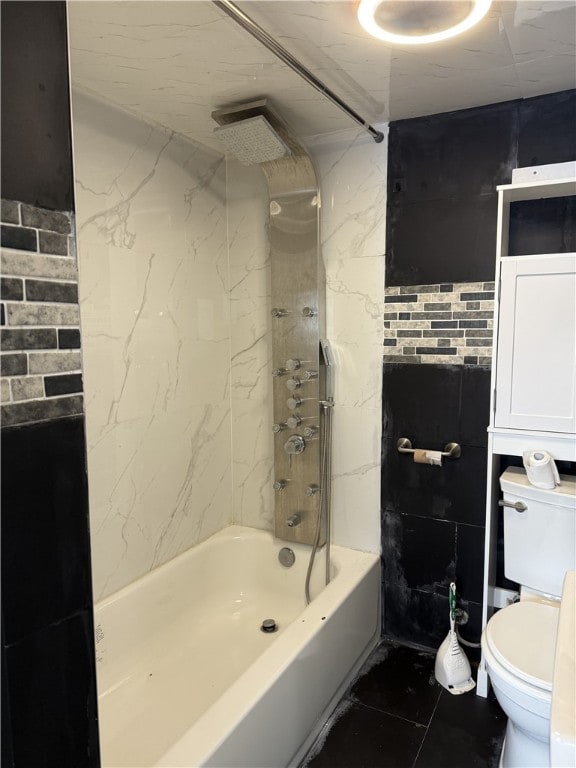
{"left": 500, "top": 467, "right": 576, "bottom": 597}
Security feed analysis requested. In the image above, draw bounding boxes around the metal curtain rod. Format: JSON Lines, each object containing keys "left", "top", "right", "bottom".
{"left": 212, "top": 0, "right": 385, "bottom": 144}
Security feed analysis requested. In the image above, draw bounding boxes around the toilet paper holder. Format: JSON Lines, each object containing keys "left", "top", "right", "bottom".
{"left": 396, "top": 437, "right": 461, "bottom": 459}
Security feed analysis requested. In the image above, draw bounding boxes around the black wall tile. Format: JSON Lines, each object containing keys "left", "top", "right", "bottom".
{"left": 387, "top": 99, "right": 518, "bottom": 204}
{"left": 460, "top": 366, "right": 491, "bottom": 448}
{"left": 383, "top": 585, "right": 451, "bottom": 649}
{"left": 386, "top": 195, "right": 498, "bottom": 285}
{"left": 518, "top": 89, "right": 576, "bottom": 167}
{"left": 58, "top": 328, "right": 81, "bottom": 349}
{"left": 1, "top": 304, "right": 5, "bottom": 325}
{"left": 382, "top": 438, "right": 487, "bottom": 527}
{"left": 383, "top": 511, "right": 456, "bottom": 594}
{"left": 1, "top": 224, "right": 37, "bottom": 252}
{"left": 1, "top": 1, "right": 74, "bottom": 211}
{"left": 455, "top": 524, "right": 485, "bottom": 604}
{"left": 508, "top": 196, "right": 576, "bottom": 256}
{"left": 45, "top": 373, "right": 83, "bottom": 396}
{"left": 1, "top": 416, "right": 92, "bottom": 645}
{"left": 5, "top": 611, "right": 99, "bottom": 768}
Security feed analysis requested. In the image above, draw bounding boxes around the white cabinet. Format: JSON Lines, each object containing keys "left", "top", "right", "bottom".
{"left": 495, "top": 253, "right": 576, "bottom": 433}
{"left": 478, "top": 168, "right": 576, "bottom": 699}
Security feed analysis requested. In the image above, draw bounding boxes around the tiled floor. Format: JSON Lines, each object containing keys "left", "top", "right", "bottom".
{"left": 299, "top": 642, "right": 507, "bottom": 768}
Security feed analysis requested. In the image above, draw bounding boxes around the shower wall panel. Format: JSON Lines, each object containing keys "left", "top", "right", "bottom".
{"left": 72, "top": 92, "right": 232, "bottom": 600}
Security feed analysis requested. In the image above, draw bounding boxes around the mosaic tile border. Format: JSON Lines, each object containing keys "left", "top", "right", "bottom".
{"left": 1, "top": 199, "right": 83, "bottom": 426}
{"left": 383, "top": 281, "right": 495, "bottom": 366}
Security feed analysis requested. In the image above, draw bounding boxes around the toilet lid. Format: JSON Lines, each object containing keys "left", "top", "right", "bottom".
{"left": 485, "top": 602, "right": 559, "bottom": 691}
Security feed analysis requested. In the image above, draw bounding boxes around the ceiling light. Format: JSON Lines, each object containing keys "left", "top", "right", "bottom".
{"left": 357, "top": 0, "right": 492, "bottom": 45}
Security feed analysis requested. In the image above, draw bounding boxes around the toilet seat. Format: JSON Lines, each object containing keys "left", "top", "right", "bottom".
{"left": 484, "top": 601, "right": 559, "bottom": 691}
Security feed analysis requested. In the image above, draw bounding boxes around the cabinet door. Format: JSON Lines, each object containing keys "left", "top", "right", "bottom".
{"left": 495, "top": 253, "right": 576, "bottom": 432}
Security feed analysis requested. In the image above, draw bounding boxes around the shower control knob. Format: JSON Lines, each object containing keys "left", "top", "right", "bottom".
{"left": 304, "top": 485, "right": 320, "bottom": 497}
{"left": 286, "top": 377, "right": 301, "bottom": 391}
{"left": 273, "top": 480, "right": 287, "bottom": 491}
{"left": 271, "top": 308, "right": 289, "bottom": 318}
{"left": 272, "top": 368, "right": 286, "bottom": 377}
{"left": 284, "top": 435, "right": 306, "bottom": 455}
{"left": 272, "top": 422, "right": 287, "bottom": 433}
{"left": 286, "top": 415, "right": 302, "bottom": 429}
{"left": 302, "top": 370, "right": 318, "bottom": 381}
{"left": 302, "top": 306, "right": 317, "bottom": 318}
{"left": 286, "top": 396, "right": 302, "bottom": 410}
{"left": 303, "top": 425, "right": 318, "bottom": 438}
{"left": 286, "top": 359, "right": 301, "bottom": 371}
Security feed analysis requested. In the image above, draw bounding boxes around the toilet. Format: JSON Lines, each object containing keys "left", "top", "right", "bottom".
{"left": 481, "top": 467, "right": 576, "bottom": 768}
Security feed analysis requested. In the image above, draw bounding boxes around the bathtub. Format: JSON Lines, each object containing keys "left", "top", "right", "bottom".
{"left": 94, "top": 525, "right": 380, "bottom": 767}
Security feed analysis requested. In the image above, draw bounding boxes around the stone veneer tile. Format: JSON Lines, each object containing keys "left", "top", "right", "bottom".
{"left": 1, "top": 250, "right": 78, "bottom": 280}
{"left": 383, "top": 280, "right": 494, "bottom": 366}
{"left": 38, "top": 230, "right": 69, "bottom": 256}
{"left": 1, "top": 225, "right": 37, "bottom": 252}
{"left": 6, "top": 302, "right": 80, "bottom": 327}
{"left": 1, "top": 328, "right": 57, "bottom": 351}
{"left": 1, "top": 378, "right": 11, "bottom": 402}
{"left": 20, "top": 205, "right": 71, "bottom": 235}
{"left": 25, "top": 280, "right": 78, "bottom": 304}
{"left": 1, "top": 278, "right": 24, "bottom": 301}
{"left": 29, "top": 351, "right": 82, "bottom": 374}
{"left": 1, "top": 200, "right": 19, "bottom": 225}
{"left": 10, "top": 376, "right": 44, "bottom": 402}
{"left": 0, "top": 394, "right": 84, "bottom": 427}
{"left": 0, "top": 354, "right": 27, "bottom": 376}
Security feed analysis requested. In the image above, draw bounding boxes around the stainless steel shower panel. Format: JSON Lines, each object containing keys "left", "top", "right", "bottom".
{"left": 213, "top": 99, "right": 325, "bottom": 546}
{"left": 269, "top": 185, "right": 325, "bottom": 546}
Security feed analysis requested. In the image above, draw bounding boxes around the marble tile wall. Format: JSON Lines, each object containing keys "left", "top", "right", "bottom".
{"left": 225, "top": 127, "right": 388, "bottom": 553}
{"left": 72, "top": 91, "right": 232, "bottom": 600}
{"left": 311, "top": 128, "right": 387, "bottom": 553}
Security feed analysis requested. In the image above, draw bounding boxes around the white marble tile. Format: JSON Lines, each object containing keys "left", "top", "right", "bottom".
{"left": 330, "top": 405, "right": 382, "bottom": 554}
{"left": 72, "top": 91, "right": 233, "bottom": 599}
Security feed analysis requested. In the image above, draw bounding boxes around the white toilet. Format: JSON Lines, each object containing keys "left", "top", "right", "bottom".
{"left": 481, "top": 467, "right": 576, "bottom": 768}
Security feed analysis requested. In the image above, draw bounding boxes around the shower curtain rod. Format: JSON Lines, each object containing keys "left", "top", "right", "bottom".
{"left": 212, "top": 0, "right": 385, "bottom": 144}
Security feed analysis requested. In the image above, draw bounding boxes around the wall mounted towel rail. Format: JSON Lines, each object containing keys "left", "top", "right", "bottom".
{"left": 396, "top": 437, "right": 461, "bottom": 458}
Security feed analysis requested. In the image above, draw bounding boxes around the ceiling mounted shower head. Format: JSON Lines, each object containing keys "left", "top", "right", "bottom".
{"left": 213, "top": 114, "right": 291, "bottom": 165}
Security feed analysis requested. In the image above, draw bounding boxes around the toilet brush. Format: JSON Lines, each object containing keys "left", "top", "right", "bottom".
{"left": 434, "top": 583, "right": 476, "bottom": 695}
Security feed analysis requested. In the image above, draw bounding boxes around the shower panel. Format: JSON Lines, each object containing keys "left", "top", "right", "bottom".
{"left": 212, "top": 99, "right": 328, "bottom": 546}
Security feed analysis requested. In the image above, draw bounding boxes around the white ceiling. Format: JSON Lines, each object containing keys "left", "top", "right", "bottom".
{"left": 68, "top": 1, "right": 576, "bottom": 150}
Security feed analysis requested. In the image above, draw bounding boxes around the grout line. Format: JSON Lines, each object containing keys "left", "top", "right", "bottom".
{"left": 351, "top": 696, "right": 430, "bottom": 729}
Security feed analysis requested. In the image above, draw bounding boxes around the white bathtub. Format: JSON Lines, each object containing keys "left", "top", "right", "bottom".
{"left": 94, "top": 525, "right": 380, "bottom": 768}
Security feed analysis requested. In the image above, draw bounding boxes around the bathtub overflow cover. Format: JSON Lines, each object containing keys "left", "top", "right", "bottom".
{"left": 261, "top": 619, "right": 277, "bottom": 633}
{"left": 278, "top": 547, "right": 295, "bottom": 567}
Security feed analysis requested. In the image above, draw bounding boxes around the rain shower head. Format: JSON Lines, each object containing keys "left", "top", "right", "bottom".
{"left": 213, "top": 114, "right": 291, "bottom": 165}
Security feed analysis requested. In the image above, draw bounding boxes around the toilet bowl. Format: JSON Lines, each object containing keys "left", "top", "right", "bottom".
{"left": 482, "top": 600, "right": 559, "bottom": 768}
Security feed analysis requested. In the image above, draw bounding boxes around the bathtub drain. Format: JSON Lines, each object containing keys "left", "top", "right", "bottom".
{"left": 260, "top": 618, "right": 278, "bottom": 633}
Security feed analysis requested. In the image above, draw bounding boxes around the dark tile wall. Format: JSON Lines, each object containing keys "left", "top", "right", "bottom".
{"left": 382, "top": 90, "right": 576, "bottom": 651}
{"left": 386, "top": 91, "right": 576, "bottom": 286}
{"left": 1, "top": 3, "right": 99, "bottom": 766}
{"left": 1, "top": 1, "right": 74, "bottom": 211}
{"left": 382, "top": 364, "right": 490, "bottom": 650}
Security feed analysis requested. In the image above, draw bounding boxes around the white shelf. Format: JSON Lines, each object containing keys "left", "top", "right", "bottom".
{"left": 488, "top": 428, "right": 576, "bottom": 461}
{"left": 497, "top": 177, "right": 576, "bottom": 203}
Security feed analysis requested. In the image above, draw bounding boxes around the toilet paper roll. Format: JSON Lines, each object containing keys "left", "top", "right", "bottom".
{"left": 522, "top": 450, "right": 560, "bottom": 489}
{"left": 413, "top": 449, "right": 443, "bottom": 466}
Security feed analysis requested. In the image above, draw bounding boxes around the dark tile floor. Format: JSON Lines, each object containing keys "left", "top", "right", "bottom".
{"left": 299, "top": 642, "right": 507, "bottom": 768}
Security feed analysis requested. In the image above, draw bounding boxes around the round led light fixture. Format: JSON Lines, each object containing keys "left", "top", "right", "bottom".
{"left": 357, "top": 0, "right": 492, "bottom": 45}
